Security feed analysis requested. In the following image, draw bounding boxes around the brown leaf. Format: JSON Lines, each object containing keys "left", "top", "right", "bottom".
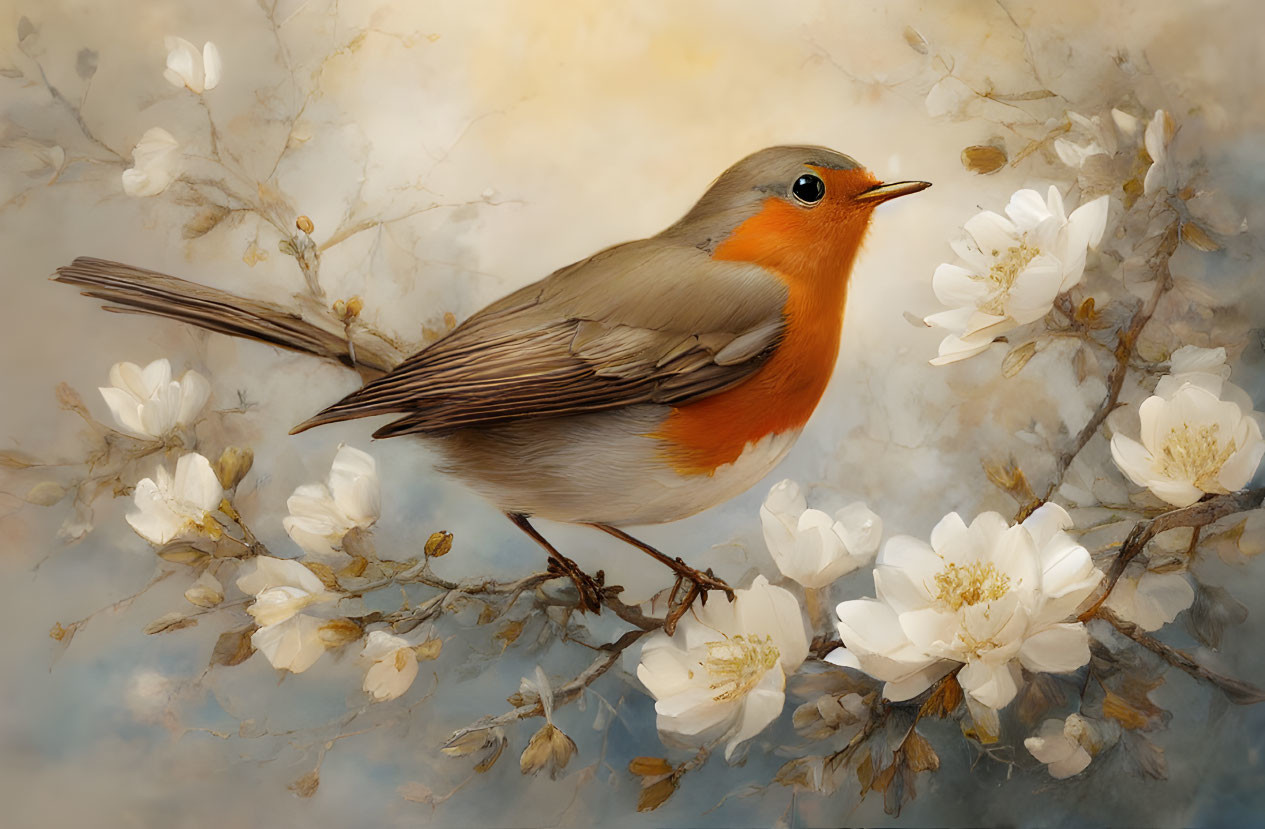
{"left": 961, "top": 144, "right": 1007, "bottom": 175}
{"left": 303, "top": 561, "right": 341, "bottom": 591}
{"left": 856, "top": 751, "right": 874, "bottom": 791}
{"left": 413, "top": 638, "right": 443, "bottom": 662}
{"left": 473, "top": 736, "right": 507, "bottom": 773}
{"left": 338, "top": 555, "right": 368, "bottom": 578}
{"left": 1073, "top": 344, "right": 1097, "bottom": 384}
{"left": 918, "top": 675, "right": 963, "bottom": 719}
{"left": 143, "top": 612, "right": 198, "bottom": 635}
{"left": 55, "top": 382, "right": 88, "bottom": 415}
{"left": 183, "top": 204, "right": 230, "bottom": 240}
{"left": 288, "top": 770, "right": 320, "bottom": 798}
{"left": 870, "top": 761, "right": 898, "bottom": 795}
{"left": 494, "top": 619, "right": 525, "bottom": 649}
{"left": 317, "top": 618, "right": 362, "bottom": 648}
{"left": 629, "top": 756, "right": 673, "bottom": 777}
{"left": 1017, "top": 672, "right": 1067, "bottom": 726}
{"left": 211, "top": 626, "right": 256, "bottom": 667}
{"left": 1181, "top": 221, "right": 1220, "bottom": 252}
{"left": 425, "top": 531, "right": 453, "bottom": 558}
{"left": 902, "top": 731, "right": 940, "bottom": 773}
{"left": 637, "top": 776, "right": 678, "bottom": 812}
{"left": 1001, "top": 340, "right": 1038, "bottom": 377}
{"left": 1102, "top": 690, "right": 1150, "bottom": 730}
{"left": 519, "top": 723, "right": 576, "bottom": 778}
{"left": 156, "top": 542, "right": 210, "bottom": 565}
{"left": 49, "top": 621, "right": 78, "bottom": 643}
{"left": 1124, "top": 731, "right": 1168, "bottom": 780}
{"left": 0, "top": 449, "right": 41, "bottom": 469}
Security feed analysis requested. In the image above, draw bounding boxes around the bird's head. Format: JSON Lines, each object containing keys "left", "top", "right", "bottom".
{"left": 661, "top": 145, "right": 929, "bottom": 283}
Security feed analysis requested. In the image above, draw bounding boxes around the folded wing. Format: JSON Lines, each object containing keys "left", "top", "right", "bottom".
{"left": 291, "top": 240, "right": 787, "bottom": 438}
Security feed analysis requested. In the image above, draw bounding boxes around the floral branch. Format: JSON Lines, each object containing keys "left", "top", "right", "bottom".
{"left": 1098, "top": 608, "right": 1265, "bottom": 705}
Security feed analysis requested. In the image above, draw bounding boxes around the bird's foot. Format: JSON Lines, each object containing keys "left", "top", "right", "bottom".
{"left": 663, "top": 560, "right": 735, "bottom": 635}
{"left": 546, "top": 555, "right": 606, "bottom": 614}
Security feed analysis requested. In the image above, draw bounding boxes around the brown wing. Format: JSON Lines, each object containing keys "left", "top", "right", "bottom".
{"left": 291, "top": 240, "right": 787, "bottom": 438}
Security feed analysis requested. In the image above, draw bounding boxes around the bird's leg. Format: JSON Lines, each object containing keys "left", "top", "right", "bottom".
{"left": 506, "top": 513, "right": 604, "bottom": 613}
{"left": 587, "top": 523, "right": 734, "bottom": 634}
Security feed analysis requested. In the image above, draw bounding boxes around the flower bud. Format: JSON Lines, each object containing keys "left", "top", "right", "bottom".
{"left": 425, "top": 530, "right": 454, "bottom": 558}
{"left": 519, "top": 723, "right": 576, "bottom": 779}
{"left": 295, "top": 215, "right": 314, "bottom": 234}
{"left": 213, "top": 446, "right": 254, "bottom": 490}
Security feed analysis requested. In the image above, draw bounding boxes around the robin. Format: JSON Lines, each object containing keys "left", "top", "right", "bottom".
{"left": 56, "top": 145, "right": 928, "bottom": 629}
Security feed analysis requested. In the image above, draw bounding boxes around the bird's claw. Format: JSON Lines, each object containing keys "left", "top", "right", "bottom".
{"left": 662, "top": 561, "right": 735, "bottom": 635}
{"left": 547, "top": 557, "right": 606, "bottom": 613}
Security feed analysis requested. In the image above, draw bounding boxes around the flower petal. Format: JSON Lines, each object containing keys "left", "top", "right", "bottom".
{"left": 1018, "top": 623, "right": 1090, "bottom": 673}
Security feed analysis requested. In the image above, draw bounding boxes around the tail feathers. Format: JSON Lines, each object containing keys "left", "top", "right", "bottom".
{"left": 54, "top": 257, "right": 399, "bottom": 378}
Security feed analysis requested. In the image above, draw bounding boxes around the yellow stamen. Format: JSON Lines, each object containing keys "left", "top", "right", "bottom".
{"left": 933, "top": 561, "right": 1011, "bottom": 612}
{"left": 1158, "top": 422, "right": 1236, "bottom": 492}
{"left": 974, "top": 235, "right": 1040, "bottom": 315}
{"left": 702, "top": 635, "right": 780, "bottom": 702}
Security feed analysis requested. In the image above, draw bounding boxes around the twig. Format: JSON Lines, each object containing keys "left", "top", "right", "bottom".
{"left": 444, "top": 628, "right": 649, "bottom": 744}
{"left": 1099, "top": 608, "right": 1265, "bottom": 704}
{"left": 1041, "top": 221, "right": 1179, "bottom": 504}
{"left": 1080, "top": 488, "right": 1265, "bottom": 619}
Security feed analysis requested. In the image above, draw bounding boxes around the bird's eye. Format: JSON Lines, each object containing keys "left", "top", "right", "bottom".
{"left": 791, "top": 174, "right": 825, "bottom": 206}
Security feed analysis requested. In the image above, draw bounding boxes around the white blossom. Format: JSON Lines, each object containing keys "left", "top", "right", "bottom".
{"left": 163, "top": 37, "right": 221, "bottom": 93}
{"left": 361, "top": 630, "right": 419, "bottom": 701}
{"left": 121, "top": 128, "right": 182, "bottom": 197}
{"left": 237, "top": 556, "right": 335, "bottom": 673}
{"left": 98, "top": 358, "right": 210, "bottom": 439}
{"left": 925, "top": 186, "right": 1109, "bottom": 364}
{"left": 828, "top": 504, "right": 1101, "bottom": 710}
{"left": 283, "top": 444, "right": 381, "bottom": 560}
{"left": 1103, "top": 568, "right": 1195, "bottom": 631}
{"left": 126, "top": 453, "right": 223, "bottom": 545}
{"left": 760, "top": 479, "right": 882, "bottom": 589}
{"left": 1054, "top": 110, "right": 1118, "bottom": 169}
{"left": 636, "top": 575, "right": 810, "bottom": 761}
{"left": 1025, "top": 714, "right": 1100, "bottom": 778}
{"left": 1110, "top": 384, "right": 1264, "bottom": 508}
{"left": 1143, "top": 110, "right": 1177, "bottom": 197}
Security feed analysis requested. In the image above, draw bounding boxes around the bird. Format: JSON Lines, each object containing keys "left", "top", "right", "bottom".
{"left": 56, "top": 145, "right": 928, "bottom": 630}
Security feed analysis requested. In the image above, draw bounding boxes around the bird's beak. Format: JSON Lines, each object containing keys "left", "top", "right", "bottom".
{"left": 854, "top": 180, "right": 932, "bottom": 204}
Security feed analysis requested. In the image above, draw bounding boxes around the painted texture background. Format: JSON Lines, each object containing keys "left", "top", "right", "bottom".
{"left": 1, "top": 1, "right": 1263, "bottom": 826}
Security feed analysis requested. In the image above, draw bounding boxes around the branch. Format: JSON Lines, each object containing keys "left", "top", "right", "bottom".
{"left": 443, "top": 628, "right": 648, "bottom": 745}
{"left": 1099, "top": 608, "right": 1265, "bottom": 704}
{"left": 1038, "top": 221, "right": 1179, "bottom": 507}
{"left": 1081, "top": 488, "right": 1265, "bottom": 619}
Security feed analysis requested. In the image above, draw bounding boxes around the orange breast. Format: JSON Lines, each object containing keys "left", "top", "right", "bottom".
{"left": 654, "top": 175, "right": 875, "bottom": 475}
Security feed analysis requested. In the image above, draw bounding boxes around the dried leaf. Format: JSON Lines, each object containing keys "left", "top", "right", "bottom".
{"left": 918, "top": 675, "right": 963, "bottom": 719}
{"left": 338, "top": 555, "right": 368, "bottom": 578}
{"left": 210, "top": 626, "right": 256, "bottom": 667}
{"left": 143, "top": 612, "right": 197, "bottom": 635}
{"left": 1016, "top": 672, "right": 1067, "bottom": 726}
{"left": 1181, "top": 221, "right": 1220, "bottom": 252}
{"left": 775, "top": 756, "right": 824, "bottom": 792}
{"left": 494, "top": 619, "right": 524, "bottom": 648}
{"left": 519, "top": 723, "right": 576, "bottom": 778}
{"left": 288, "top": 770, "right": 320, "bottom": 798}
{"left": 902, "top": 25, "right": 930, "bottom": 54}
{"left": 902, "top": 731, "right": 940, "bottom": 773}
{"left": 25, "top": 481, "right": 66, "bottom": 506}
{"left": 156, "top": 542, "right": 210, "bottom": 565}
{"left": 0, "top": 449, "right": 41, "bottom": 469}
{"left": 637, "top": 776, "right": 678, "bottom": 812}
{"left": 317, "top": 618, "right": 362, "bottom": 648}
{"left": 55, "top": 382, "right": 87, "bottom": 414}
{"left": 1001, "top": 340, "right": 1038, "bottom": 377}
{"left": 961, "top": 144, "right": 1007, "bottom": 175}
{"left": 303, "top": 561, "right": 341, "bottom": 591}
{"left": 49, "top": 621, "right": 78, "bottom": 643}
{"left": 473, "top": 735, "right": 508, "bottom": 773}
{"left": 856, "top": 751, "right": 874, "bottom": 791}
{"left": 1102, "top": 690, "right": 1150, "bottom": 730}
{"left": 413, "top": 638, "right": 443, "bottom": 661}
{"left": 629, "top": 756, "right": 673, "bottom": 777}
{"left": 994, "top": 88, "right": 1056, "bottom": 101}
{"left": 425, "top": 531, "right": 454, "bottom": 558}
